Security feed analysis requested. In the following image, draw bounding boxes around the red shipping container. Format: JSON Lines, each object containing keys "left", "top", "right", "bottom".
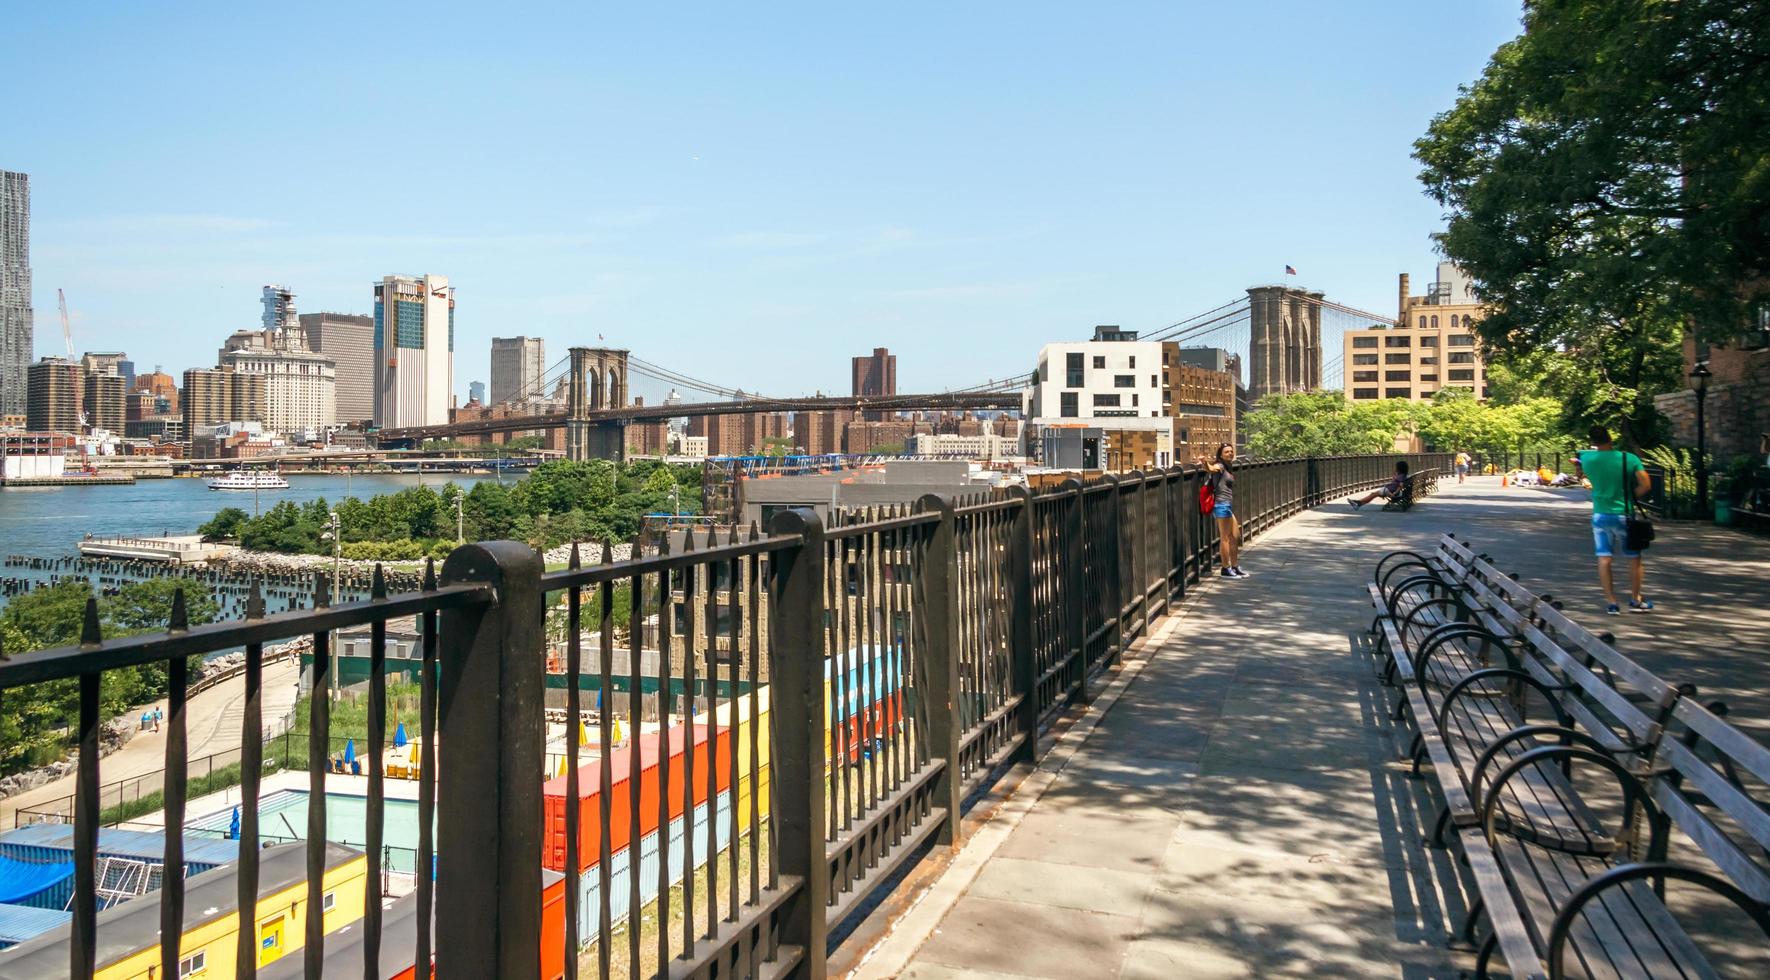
{"left": 542, "top": 721, "right": 734, "bottom": 873}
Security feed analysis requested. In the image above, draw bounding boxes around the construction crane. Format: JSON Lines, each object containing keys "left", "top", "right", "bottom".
{"left": 57, "top": 288, "right": 73, "bottom": 359}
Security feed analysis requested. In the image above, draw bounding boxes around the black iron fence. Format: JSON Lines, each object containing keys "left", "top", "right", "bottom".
{"left": 0, "top": 454, "right": 1445, "bottom": 979}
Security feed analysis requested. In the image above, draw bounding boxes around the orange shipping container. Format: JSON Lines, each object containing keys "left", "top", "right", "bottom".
{"left": 542, "top": 722, "right": 734, "bottom": 873}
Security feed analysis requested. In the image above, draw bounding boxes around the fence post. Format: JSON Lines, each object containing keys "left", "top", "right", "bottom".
{"left": 1007, "top": 486, "right": 1039, "bottom": 764}
{"left": 1170, "top": 467, "right": 1187, "bottom": 601}
{"left": 916, "top": 493, "right": 964, "bottom": 845}
{"left": 436, "top": 540, "right": 544, "bottom": 979}
{"left": 765, "top": 509, "right": 829, "bottom": 980}
{"left": 1103, "top": 473, "right": 1125, "bottom": 662}
{"left": 1058, "top": 479, "right": 1090, "bottom": 704}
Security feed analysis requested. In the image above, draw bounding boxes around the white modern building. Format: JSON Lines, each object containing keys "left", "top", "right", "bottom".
{"left": 219, "top": 328, "right": 337, "bottom": 434}
{"left": 489, "top": 335, "right": 546, "bottom": 406}
{"left": 1026, "top": 326, "right": 1174, "bottom": 467}
{"left": 373, "top": 274, "right": 454, "bottom": 428}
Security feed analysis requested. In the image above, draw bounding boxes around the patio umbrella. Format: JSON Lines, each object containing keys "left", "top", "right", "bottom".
{"left": 344, "top": 738, "right": 356, "bottom": 765}
{"left": 228, "top": 806, "right": 240, "bottom": 841}
{"left": 578, "top": 721, "right": 589, "bottom": 746}
{"left": 409, "top": 745, "right": 420, "bottom": 764}
{"left": 393, "top": 722, "right": 408, "bottom": 750}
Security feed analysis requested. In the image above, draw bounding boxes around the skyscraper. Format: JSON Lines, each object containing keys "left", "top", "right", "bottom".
{"left": 489, "top": 336, "right": 546, "bottom": 406}
{"left": 299, "top": 312, "right": 375, "bottom": 424}
{"left": 261, "top": 285, "right": 298, "bottom": 332}
{"left": 851, "top": 347, "right": 897, "bottom": 420}
{"left": 27, "top": 358, "right": 82, "bottom": 433}
{"left": 468, "top": 380, "right": 486, "bottom": 404}
{"left": 83, "top": 372, "right": 126, "bottom": 435}
{"left": 0, "top": 171, "right": 32, "bottom": 419}
{"left": 182, "top": 368, "right": 266, "bottom": 433}
{"left": 373, "top": 274, "right": 454, "bottom": 428}
{"left": 220, "top": 328, "right": 336, "bottom": 433}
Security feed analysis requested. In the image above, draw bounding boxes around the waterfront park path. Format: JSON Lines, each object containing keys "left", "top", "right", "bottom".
{"left": 849, "top": 475, "right": 1770, "bottom": 979}
{"left": 0, "top": 658, "right": 300, "bottom": 829}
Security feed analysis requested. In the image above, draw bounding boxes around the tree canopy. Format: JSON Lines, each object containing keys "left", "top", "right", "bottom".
{"left": 1, "top": 579, "right": 220, "bottom": 774}
{"left": 194, "top": 460, "right": 704, "bottom": 557}
{"left": 1414, "top": 0, "right": 1768, "bottom": 431}
{"left": 1245, "top": 389, "right": 1567, "bottom": 461}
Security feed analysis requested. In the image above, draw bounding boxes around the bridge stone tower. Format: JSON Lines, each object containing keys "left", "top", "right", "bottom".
{"left": 1246, "top": 285, "right": 1323, "bottom": 403}
{"left": 564, "top": 346, "right": 631, "bottom": 461}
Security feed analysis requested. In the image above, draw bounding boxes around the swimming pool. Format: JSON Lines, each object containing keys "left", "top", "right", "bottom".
{"left": 187, "top": 790, "right": 433, "bottom": 873}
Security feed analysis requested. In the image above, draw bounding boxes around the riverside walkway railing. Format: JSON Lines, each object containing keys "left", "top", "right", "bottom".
{"left": 0, "top": 453, "right": 1446, "bottom": 979}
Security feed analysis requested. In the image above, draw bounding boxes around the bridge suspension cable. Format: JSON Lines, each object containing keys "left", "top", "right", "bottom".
{"left": 625, "top": 354, "right": 765, "bottom": 401}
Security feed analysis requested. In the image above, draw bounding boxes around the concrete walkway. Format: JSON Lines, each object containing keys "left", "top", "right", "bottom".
{"left": 0, "top": 658, "right": 301, "bottom": 827}
{"left": 857, "top": 476, "right": 1770, "bottom": 979}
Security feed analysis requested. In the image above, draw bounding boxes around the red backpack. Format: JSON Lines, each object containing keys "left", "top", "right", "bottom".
{"left": 1198, "top": 476, "right": 1215, "bottom": 515}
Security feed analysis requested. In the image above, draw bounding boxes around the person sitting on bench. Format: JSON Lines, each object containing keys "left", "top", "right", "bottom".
{"left": 1348, "top": 460, "right": 1410, "bottom": 510}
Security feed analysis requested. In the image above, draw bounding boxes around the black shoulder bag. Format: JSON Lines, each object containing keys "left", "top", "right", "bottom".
{"left": 1622, "top": 449, "right": 1655, "bottom": 552}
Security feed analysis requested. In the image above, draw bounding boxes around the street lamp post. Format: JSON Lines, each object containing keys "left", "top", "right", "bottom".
{"left": 453, "top": 493, "right": 464, "bottom": 545}
{"left": 327, "top": 510, "right": 342, "bottom": 702}
{"left": 1691, "top": 361, "right": 1712, "bottom": 517}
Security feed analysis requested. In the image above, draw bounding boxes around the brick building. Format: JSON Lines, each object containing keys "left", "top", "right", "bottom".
{"left": 794, "top": 408, "right": 854, "bottom": 455}
{"left": 1162, "top": 348, "right": 1237, "bottom": 457}
{"left": 1655, "top": 327, "right": 1770, "bottom": 464}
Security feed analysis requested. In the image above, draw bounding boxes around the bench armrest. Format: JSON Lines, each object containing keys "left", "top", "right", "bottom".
{"left": 1481, "top": 745, "right": 1665, "bottom": 859}
{"left": 1469, "top": 723, "right": 1622, "bottom": 806}
{"left": 1410, "top": 624, "right": 1509, "bottom": 686}
{"left": 1546, "top": 862, "right": 1770, "bottom": 980}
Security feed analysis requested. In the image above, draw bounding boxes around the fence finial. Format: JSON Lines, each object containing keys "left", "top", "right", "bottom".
{"left": 371, "top": 563, "right": 388, "bottom": 600}
{"left": 423, "top": 557, "right": 437, "bottom": 591}
{"left": 168, "top": 588, "right": 189, "bottom": 633}
{"left": 75, "top": 596, "right": 105, "bottom": 651}
{"left": 246, "top": 580, "right": 265, "bottom": 620}
{"left": 569, "top": 542, "right": 581, "bottom": 570}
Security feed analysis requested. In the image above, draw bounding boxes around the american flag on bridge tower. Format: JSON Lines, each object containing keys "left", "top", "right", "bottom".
{"left": 1284, "top": 265, "right": 1297, "bottom": 276}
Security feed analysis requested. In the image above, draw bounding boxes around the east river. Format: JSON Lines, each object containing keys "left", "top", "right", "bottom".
{"left": 0, "top": 472, "right": 496, "bottom": 618}
{"left": 0, "top": 471, "right": 493, "bottom": 561}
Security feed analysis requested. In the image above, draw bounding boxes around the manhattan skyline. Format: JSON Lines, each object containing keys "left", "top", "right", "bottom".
{"left": 3, "top": 1, "right": 1523, "bottom": 401}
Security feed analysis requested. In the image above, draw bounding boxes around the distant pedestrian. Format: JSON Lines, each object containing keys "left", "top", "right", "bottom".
{"left": 1572, "top": 425, "right": 1652, "bottom": 615}
{"left": 1195, "top": 444, "right": 1246, "bottom": 578}
{"left": 1348, "top": 460, "right": 1410, "bottom": 510}
{"left": 1455, "top": 450, "right": 1471, "bottom": 483}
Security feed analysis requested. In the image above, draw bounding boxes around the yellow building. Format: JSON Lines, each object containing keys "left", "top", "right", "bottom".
{"left": 0, "top": 841, "right": 366, "bottom": 979}
{"left": 1343, "top": 263, "right": 1490, "bottom": 402}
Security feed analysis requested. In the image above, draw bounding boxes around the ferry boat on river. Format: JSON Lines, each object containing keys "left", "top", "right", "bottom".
{"left": 206, "top": 469, "right": 290, "bottom": 491}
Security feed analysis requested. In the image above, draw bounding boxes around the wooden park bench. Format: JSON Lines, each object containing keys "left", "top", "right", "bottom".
{"left": 1381, "top": 468, "right": 1442, "bottom": 512}
{"left": 1366, "top": 535, "right": 1770, "bottom": 977}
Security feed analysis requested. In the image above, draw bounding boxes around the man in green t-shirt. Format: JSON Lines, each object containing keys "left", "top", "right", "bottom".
{"left": 1572, "top": 425, "right": 1653, "bottom": 615}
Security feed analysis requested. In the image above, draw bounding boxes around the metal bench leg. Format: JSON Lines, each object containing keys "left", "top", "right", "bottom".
{"left": 1409, "top": 735, "right": 1427, "bottom": 776}
{"left": 1392, "top": 697, "right": 1410, "bottom": 723}
{"left": 1459, "top": 898, "right": 1485, "bottom": 945}
{"left": 1426, "top": 805, "right": 1450, "bottom": 848}
{"left": 1474, "top": 932, "right": 1499, "bottom": 979}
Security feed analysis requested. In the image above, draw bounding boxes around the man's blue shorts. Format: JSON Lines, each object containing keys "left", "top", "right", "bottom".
{"left": 1212, "top": 502, "right": 1233, "bottom": 520}
{"left": 1591, "top": 513, "right": 1639, "bottom": 559}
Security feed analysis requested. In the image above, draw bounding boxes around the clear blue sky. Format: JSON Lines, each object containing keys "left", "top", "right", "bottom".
{"left": 2, "top": 1, "right": 1523, "bottom": 403}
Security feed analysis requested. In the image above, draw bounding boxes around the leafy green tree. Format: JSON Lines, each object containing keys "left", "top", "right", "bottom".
{"left": 1413, "top": 0, "right": 1766, "bottom": 432}
{"left": 239, "top": 500, "right": 325, "bottom": 553}
{"left": 1245, "top": 392, "right": 1420, "bottom": 458}
{"left": 102, "top": 577, "right": 221, "bottom": 633}
{"left": 0, "top": 578, "right": 221, "bottom": 774}
{"left": 198, "top": 507, "right": 250, "bottom": 542}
